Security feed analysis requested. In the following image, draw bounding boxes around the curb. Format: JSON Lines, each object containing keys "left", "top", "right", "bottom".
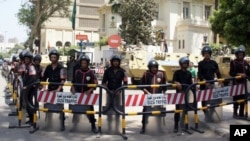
{"left": 199, "top": 120, "right": 230, "bottom": 140}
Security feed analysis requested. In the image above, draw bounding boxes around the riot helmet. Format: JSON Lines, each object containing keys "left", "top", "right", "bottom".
{"left": 48, "top": 49, "right": 60, "bottom": 60}
{"left": 201, "top": 45, "right": 212, "bottom": 56}
{"left": 79, "top": 55, "right": 90, "bottom": 64}
{"left": 33, "top": 54, "right": 42, "bottom": 62}
{"left": 23, "top": 51, "right": 33, "bottom": 59}
{"left": 110, "top": 54, "right": 121, "bottom": 62}
{"left": 147, "top": 59, "right": 159, "bottom": 69}
{"left": 235, "top": 45, "right": 245, "bottom": 57}
{"left": 19, "top": 50, "right": 28, "bottom": 61}
{"left": 179, "top": 57, "right": 190, "bottom": 67}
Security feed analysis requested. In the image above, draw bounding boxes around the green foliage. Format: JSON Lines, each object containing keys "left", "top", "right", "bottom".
{"left": 58, "top": 45, "right": 78, "bottom": 56}
{"left": 209, "top": 0, "right": 250, "bottom": 49}
{"left": 8, "top": 44, "right": 25, "bottom": 54}
{"left": 0, "top": 53, "right": 10, "bottom": 59}
{"left": 17, "top": 0, "right": 71, "bottom": 50}
{"left": 110, "top": 0, "right": 157, "bottom": 45}
{"left": 96, "top": 36, "right": 108, "bottom": 46}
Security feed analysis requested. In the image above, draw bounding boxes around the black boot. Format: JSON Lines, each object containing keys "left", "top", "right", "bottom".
{"left": 174, "top": 122, "right": 178, "bottom": 133}
{"left": 233, "top": 109, "right": 238, "bottom": 119}
{"left": 60, "top": 113, "right": 65, "bottom": 131}
{"left": 140, "top": 125, "right": 145, "bottom": 134}
{"left": 91, "top": 123, "right": 98, "bottom": 133}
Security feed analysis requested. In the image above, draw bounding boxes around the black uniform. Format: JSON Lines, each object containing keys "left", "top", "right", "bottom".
{"left": 71, "top": 68, "right": 97, "bottom": 126}
{"left": 198, "top": 59, "right": 221, "bottom": 111}
{"left": 101, "top": 66, "right": 128, "bottom": 130}
{"left": 140, "top": 70, "right": 166, "bottom": 131}
{"left": 172, "top": 69, "right": 192, "bottom": 131}
{"left": 229, "top": 59, "right": 250, "bottom": 117}
{"left": 22, "top": 63, "right": 37, "bottom": 124}
{"left": 42, "top": 63, "right": 66, "bottom": 130}
{"left": 102, "top": 67, "right": 128, "bottom": 91}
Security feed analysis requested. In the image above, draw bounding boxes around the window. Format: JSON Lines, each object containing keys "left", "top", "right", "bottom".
{"left": 102, "top": 14, "right": 105, "bottom": 28}
{"left": 183, "top": 2, "right": 190, "bottom": 19}
{"left": 182, "top": 40, "right": 185, "bottom": 49}
{"left": 179, "top": 40, "right": 181, "bottom": 49}
{"left": 80, "top": 0, "right": 105, "bottom": 5}
{"left": 79, "top": 6, "right": 99, "bottom": 16}
{"left": 79, "top": 18, "right": 99, "bottom": 28}
{"left": 205, "top": 5, "right": 211, "bottom": 20}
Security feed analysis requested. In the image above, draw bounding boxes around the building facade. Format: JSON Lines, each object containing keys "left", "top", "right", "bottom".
{"left": 98, "top": 0, "right": 215, "bottom": 54}
{"left": 40, "top": 0, "right": 105, "bottom": 54}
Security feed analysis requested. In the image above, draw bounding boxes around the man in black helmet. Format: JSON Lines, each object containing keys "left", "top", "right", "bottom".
{"left": 22, "top": 51, "right": 37, "bottom": 125}
{"left": 70, "top": 54, "right": 98, "bottom": 133}
{"left": 172, "top": 57, "right": 193, "bottom": 133}
{"left": 198, "top": 45, "right": 222, "bottom": 119}
{"left": 140, "top": 59, "right": 167, "bottom": 134}
{"left": 229, "top": 45, "right": 250, "bottom": 118}
{"left": 33, "top": 54, "right": 43, "bottom": 90}
{"left": 102, "top": 54, "right": 128, "bottom": 131}
{"left": 41, "top": 49, "right": 67, "bottom": 131}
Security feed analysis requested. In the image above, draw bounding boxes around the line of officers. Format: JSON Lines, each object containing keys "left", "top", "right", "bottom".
{"left": 7, "top": 44, "right": 250, "bottom": 134}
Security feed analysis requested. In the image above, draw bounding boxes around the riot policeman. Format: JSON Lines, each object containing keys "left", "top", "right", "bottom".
{"left": 198, "top": 46, "right": 222, "bottom": 116}
{"left": 140, "top": 59, "right": 167, "bottom": 134}
{"left": 229, "top": 45, "right": 250, "bottom": 118}
{"left": 70, "top": 55, "right": 98, "bottom": 133}
{"left": 41, "top": 49, "right": 67, "bottom": 131}
{"left": 33, "top": 54, "right": 43, "bottom": 81}
{"left": 22, "top": 51, "right": 37, "bottom": 125}
{"left": 172, "top": 57, "right": 193, "bottom": 133}
{"left": 102, "top": 54, "right": 128, "bottom": 131}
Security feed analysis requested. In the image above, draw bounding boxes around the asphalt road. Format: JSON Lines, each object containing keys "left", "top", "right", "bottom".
{"left": 0, "top": 70, "right": 230, "bottom": 141}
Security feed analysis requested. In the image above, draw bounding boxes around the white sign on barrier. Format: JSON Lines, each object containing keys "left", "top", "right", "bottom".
{"left": 145, "top": 94, "right": 167, "bottom": 106}
{"left": 55, "top": 92, "right": 79, "bottom": 104}
{"left": 212, "top": 86, "right": 230, "bottom": 99}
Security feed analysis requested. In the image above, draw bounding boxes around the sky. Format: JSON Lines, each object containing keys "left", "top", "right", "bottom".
{"left": 0, "top": 0, "right": 28, "bottom": 43}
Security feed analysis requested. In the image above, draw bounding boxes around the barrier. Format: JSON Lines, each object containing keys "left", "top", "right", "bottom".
{"left": 8, "top": 76, "right": 30, "bottom": 129}
{"left": 25, "top": 81, "right": 112, "bottom": 136}
{"left": 112, "top": 83, "right": 195, "bottom": 139}
{"left": 185, "top": 76, "right": 250, "bottom": 133}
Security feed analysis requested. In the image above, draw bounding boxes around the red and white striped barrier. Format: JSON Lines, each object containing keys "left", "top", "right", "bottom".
{"left": 196, "top": 84, "right": 245, "bottom": 102}
{"left": 95, "top": 68, "right": 104, "bottom": 74}
{"left": 125, "top": 84, "right": 246, "bottom": 107}
{"left": 37, "top": 91, "right": 99, "bottom": 105}
{"left": 125, "top": 93, "right": 185, "bottom": 106}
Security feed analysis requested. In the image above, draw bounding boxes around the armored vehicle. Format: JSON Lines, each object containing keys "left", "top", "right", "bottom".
{"left": 118, "top": 45, "right": 203, "bottom": 84}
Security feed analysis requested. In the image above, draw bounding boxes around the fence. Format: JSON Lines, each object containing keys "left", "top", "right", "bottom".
{"left": 10, "top": 76, "right": 250, "bottom": 140}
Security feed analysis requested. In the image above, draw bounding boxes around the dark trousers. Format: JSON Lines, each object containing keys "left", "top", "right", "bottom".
{"left": 174, "top": 104, "right": 185, "bottom": 129}
{"left": 71, "top": 105, "right": 96, "bottom": 124}
{"left": 233, "top": 95, "right": 245, "bottom": 116}
{"left": 141, "top": 106, "right": 149, "bottom": 128}
{"left": 26, "top": 87, "right": 38, "bottom": 122}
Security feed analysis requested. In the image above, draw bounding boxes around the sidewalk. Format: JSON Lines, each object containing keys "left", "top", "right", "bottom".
{"left": 197, "top": 100, "right": 250, "bottom": 140}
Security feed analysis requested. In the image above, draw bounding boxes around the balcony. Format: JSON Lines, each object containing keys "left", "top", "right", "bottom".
{"left": 176, "top": 19, "right": 210, "bottom": 28}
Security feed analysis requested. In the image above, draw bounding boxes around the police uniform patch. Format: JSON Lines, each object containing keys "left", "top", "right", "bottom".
{"left": 86, "top": 76, "right": 90, "bottom": 81}
{"left": 157, "top": 78, "right": 161, "bottom": 83}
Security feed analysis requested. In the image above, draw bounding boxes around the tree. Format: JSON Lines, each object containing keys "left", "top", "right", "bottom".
{"left": 209, "top": 0, "right": 250, "bottom": 50}
{"left": 8, "top": 44, "right": 25, "bottom": 54}
{"left": 17, "top": 0, "right": 71, "bottom": 51}
{"left": 109, "top": 0, "right": 157, "bottom": 45}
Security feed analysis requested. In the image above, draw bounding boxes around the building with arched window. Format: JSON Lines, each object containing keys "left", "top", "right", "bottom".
{"left": 98, "top": 0, "right": 215, "bottom": 54}
{"left": 40, "top": 0, "right": 105, "bottom": 54}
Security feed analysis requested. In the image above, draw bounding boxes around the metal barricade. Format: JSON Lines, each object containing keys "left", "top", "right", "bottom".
{"left": 25, "top": 81, "right": 112, "bottom": 136}
{"left": 185, "top": 76, "right": 250, "bottom": 133}
{"left": 8, "top": 77, "right": 30, "bottom": 128}
{"left": 113, "top": 83, "right": 194, "bottom": 139}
